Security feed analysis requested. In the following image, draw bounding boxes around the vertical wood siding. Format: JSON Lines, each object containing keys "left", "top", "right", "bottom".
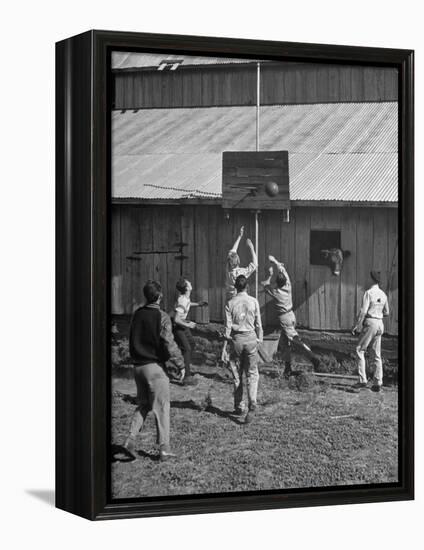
{"left": 114, "top": 64, "right": 398, "bottom": 110}
{"left": 112, "top": 204, "right": 398, "bottom": 335}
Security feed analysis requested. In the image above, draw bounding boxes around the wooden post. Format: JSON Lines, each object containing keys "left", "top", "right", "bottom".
{"left": 256, "top": 62, "right": 260, "bottom": 152}
{"left": 255, "top": 210, "right": 260, "bottom": 299}
{"left": 255, "top": 63, "right": 261, "bottom": 300}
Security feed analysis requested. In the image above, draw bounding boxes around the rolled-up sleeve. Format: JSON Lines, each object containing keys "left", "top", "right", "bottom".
{"left": 264, "top": 284, "right": 277, "bottom": 299}
{"left": 243, "top": 262, "right": 257, "bottom": 278}
{"left": 255, "top": 300, "right": 263, "bottom": 341}
{"left": 225, "top": 303, "right": 232, "bottom": 338}
{"left": 160, "top": 312, "right": 184, "bottom": 370}
{"left": 359, "top": 291, "right": 370, "bottom": 316}
{"left": 276, "top": 262, "right": 291, "bottom": 288}
{"left": 383, "top": 297, "right": 390, "bottom": 317}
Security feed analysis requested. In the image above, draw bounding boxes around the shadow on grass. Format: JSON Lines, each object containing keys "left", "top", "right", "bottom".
{"left": 111, "top": 444, "right": 162, "bottom": 463}
{"left": 171, "top": 399, "right": 244, "bottom": 425}
{"left": 110, "top": 443, "right": 136, "bottom": 463}
{"left": 191, "top": 369, "right": 232, "bottom": 383}
{"left": 331, "top": 383, "right": 361, "bottom": 393}
{"left": 136, "top": 449, "right": 161, "bottom": 462}
{"left": 113, "top": 391, "right": 137, "bottom": 405}
{"left": 206, "top": 405, "right": 245, "bottom": 425}
{"left": 171, "top": 399, "right": 203, "bottom": 411}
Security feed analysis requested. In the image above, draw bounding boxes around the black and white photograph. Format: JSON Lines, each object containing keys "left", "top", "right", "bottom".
{"left": 110, "top": 51, "right": 400, "bottom": 499}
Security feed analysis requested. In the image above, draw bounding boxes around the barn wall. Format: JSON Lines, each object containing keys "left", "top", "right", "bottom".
{"left": 113, "top": 64, "right": 398, "bottom": 110}
{"left": 111, "top": 204, "right": 398, "bottom": 335}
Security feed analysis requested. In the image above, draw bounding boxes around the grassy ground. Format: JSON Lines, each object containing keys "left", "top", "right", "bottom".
{"left": 111, "top": 362, "right": 398, "bottom": 499}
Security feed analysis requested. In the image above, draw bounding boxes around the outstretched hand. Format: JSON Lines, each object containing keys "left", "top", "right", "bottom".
{"left": 351, "top": 324, "right": 362, "bottom": 335}
{"left": 239, "top": 226, "right": 244, "bottom": 237}
{"left": 268, "top": 254, "right": 277, "bottom": 263}
{"left": 246, "top": 238, "right": 254, "bottom": 248}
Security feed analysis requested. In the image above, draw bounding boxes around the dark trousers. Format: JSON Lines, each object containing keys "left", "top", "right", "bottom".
{"left": 173, "top": 326, "right": 195, "bottom": 377}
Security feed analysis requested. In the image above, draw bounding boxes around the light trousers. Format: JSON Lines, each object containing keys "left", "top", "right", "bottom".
{"left": 128, "top": 363, "right": 170, "bottom": 451}
{"left": 356, "top": 319, "right": 384, "bottom": 385}
{"left": 230, "top": 332, "right": 259, "bottom": 411}
{"left": 277, "top": 311, "right": 315, "bottom": 365}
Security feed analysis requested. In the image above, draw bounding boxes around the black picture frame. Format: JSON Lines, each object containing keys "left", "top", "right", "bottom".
{"left": 56, "top": 30, "right": 414, "bottom": 521}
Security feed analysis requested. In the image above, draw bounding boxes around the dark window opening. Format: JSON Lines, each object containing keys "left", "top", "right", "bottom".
{"left": 310, "top": 230, "right": 341, "bottom": 266}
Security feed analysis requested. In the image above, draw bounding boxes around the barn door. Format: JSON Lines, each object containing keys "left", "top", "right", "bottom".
{"left": 308, "top": 265, "right": 341, "bottom": 330}
{"left": 308, "top": 211, "right": 341, "bottom": 330}
{"left": 126, "top": 251, "right": 182, "bottom": 314}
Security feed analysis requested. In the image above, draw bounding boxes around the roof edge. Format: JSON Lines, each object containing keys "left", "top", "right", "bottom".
{"left": 111, "top": 198, "right": 397, "bottom": 208}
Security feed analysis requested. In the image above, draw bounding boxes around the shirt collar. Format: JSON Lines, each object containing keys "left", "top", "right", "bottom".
{"left": 145, "top": 303, "right": 160, "bottom": 309}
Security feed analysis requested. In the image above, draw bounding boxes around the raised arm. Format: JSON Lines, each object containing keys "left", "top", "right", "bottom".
{"left": 261, "top": 266, "right": 277, "bottom": 298}
{"left": 229, "top": 226, "right": 244, "bottom": 253}
{"left": 261, "top": 266, "right": 273, "bottom": 287}
{"left": 268, "top": 255, "right": 291, "bottom": 286}
{"left": 246, "top": 238, "right": 258, "bottom": 267}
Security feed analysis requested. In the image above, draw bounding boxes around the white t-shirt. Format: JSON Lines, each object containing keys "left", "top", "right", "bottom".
{"left": 174, "top": 294, "right": 191, "bottom": 321}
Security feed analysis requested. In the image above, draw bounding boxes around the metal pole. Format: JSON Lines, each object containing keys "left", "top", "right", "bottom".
{"left": 255, "top": 210, "right": 259, "bottom": 299}
{"left": 255, "top": 63, "right": 261, "bottom": 300}
{"left": 256, "top": 62, "right": 260, "bottom": 152}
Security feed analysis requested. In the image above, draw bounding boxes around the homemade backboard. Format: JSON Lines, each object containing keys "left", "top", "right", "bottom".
{"left": 222, "top": 151, "right": 290, "bottom": 210}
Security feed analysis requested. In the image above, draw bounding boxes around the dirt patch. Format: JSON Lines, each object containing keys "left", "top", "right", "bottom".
{"left": 111, "top": 315, "right": 398, "bottom": 384}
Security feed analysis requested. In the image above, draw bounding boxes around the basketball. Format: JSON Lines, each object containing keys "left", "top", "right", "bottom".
{"left": 264, "top": 181, "right": 279, "bottom": 197}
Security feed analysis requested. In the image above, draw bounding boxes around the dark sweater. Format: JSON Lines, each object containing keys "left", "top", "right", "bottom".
{"left": 129, "top": 304, "right": 184, "bottom": 370}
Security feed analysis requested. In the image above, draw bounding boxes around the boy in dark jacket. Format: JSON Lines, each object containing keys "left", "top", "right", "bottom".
{"left": 123, "top": 280, "right": 185, "bottom": 461}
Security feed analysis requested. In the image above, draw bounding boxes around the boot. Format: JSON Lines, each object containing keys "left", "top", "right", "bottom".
{"left": 293, "top": 336, "right": 322, "bottom": 370}
{"left": 284, "top": 361, "right": 294, "bottom": 379}
{"left": 123, "top": 437, "right": 137, "bottom": 459}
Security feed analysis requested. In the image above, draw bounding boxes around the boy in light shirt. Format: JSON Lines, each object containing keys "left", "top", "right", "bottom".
{"left": 226, "top": 226, "right": 258, "bottom": 301}
{"left": 352, "top": 270, "right": 389, "bottom": 392}
{"left": 261, "top": 254, "right": 321, "bottom": 377}
{"left": 172, "top": 277, "right": 208, "bottom": 386}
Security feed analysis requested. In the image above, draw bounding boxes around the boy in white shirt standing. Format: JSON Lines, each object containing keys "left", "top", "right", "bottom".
{"left": 352, "top": 270, "right": 389, "bottom": 392}
{"left": 225, "top": 275, "right": 263, "bottom": 424}
{"left": 172, "top": 277, "right": 208, "bottom": 386}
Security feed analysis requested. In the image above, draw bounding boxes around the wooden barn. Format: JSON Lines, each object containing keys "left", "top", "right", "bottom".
{"left": 111, "top": 54, "right": 398, "bottom": 335}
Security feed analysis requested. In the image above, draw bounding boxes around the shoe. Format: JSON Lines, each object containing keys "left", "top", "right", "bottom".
{"left": 183, "top": 376, "right": 198, "bottom": 387}
{"left": 244, "top": 408, "right": 257, "bottom": 424}
{"left": 311, "top": 356, "right": 322, "bottom": 370}
{"left": 233, "top": 407, "right": 244, "bottom": 416}
{"left": 123, "top": 438, "right": 137, "bottom": 459}
{"left": 159, "top": 450, "right": 177, "bottom": 462}
{"left": 352, "top": 382, "right": 368, "bottom": 389}
{"left": 371, "top": 385, "right": 383, "bottom": 393}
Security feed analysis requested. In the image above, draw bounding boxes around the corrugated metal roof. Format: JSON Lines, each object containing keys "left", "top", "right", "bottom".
{"left": 112, "top": 52, "right": 265, "bottom": 70}
{"left": 112, "top": 102, "right": 398, "bottom": 202}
